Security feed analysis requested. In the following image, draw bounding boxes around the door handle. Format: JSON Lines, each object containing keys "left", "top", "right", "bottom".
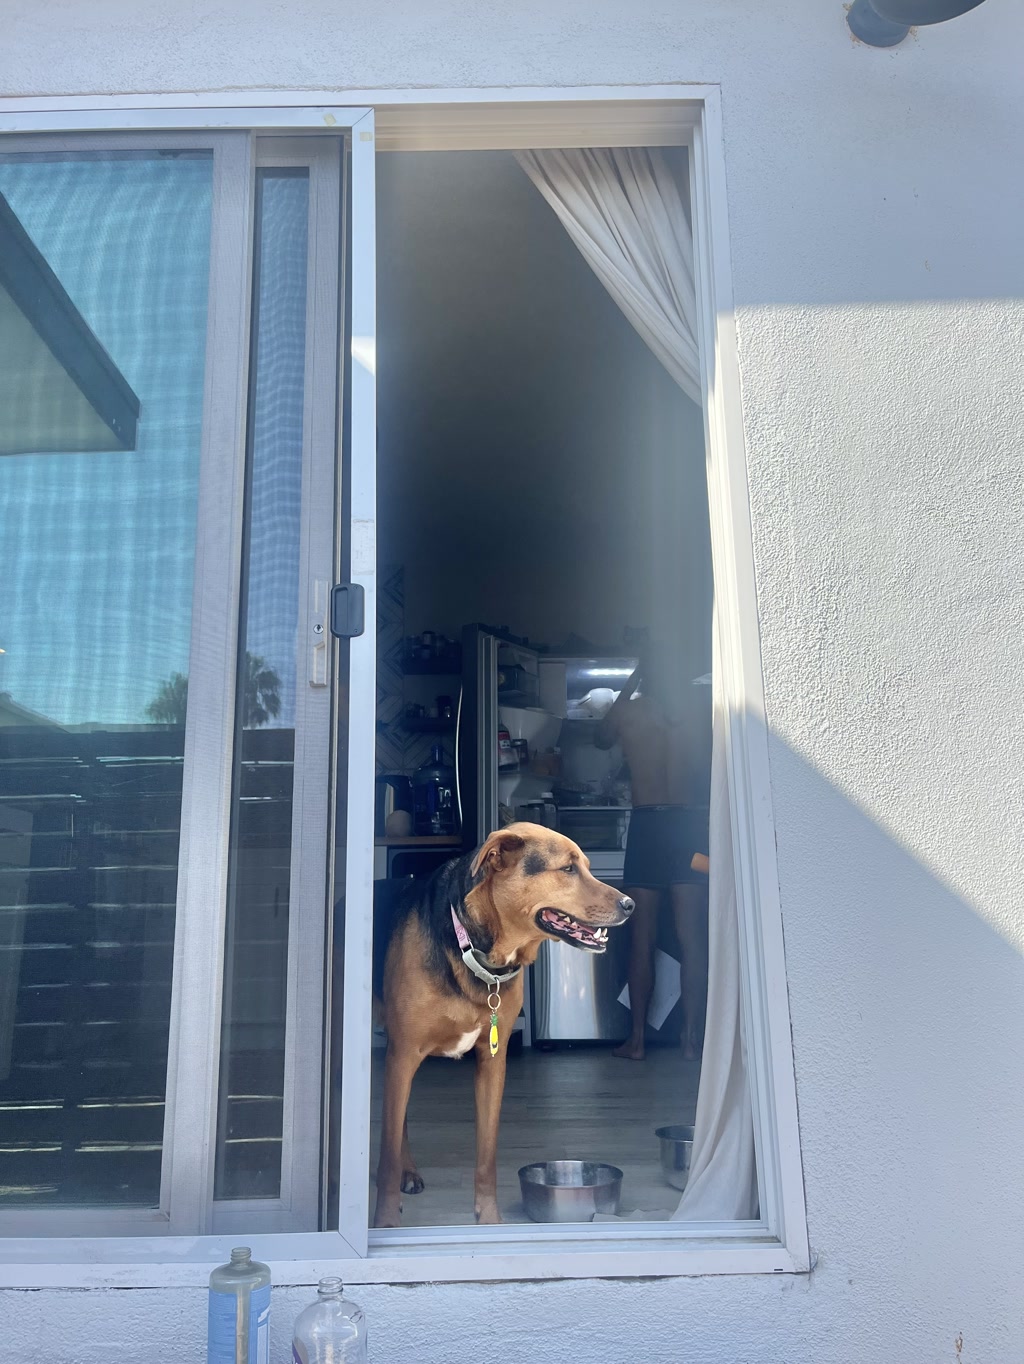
{"left": 330, "top": 583, "right": 365, "bottom": 639}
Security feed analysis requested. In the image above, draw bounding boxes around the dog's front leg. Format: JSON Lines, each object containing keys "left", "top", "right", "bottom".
{"left": 374, "top": 1044, "right": 421, "bottom": 1228}
{"left": 472, "top": 1039, "right": 508, "bottom": 1224}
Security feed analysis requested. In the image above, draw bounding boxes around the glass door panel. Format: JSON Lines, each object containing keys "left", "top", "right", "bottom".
{"left": 215, "top": 168, "right": 310, "bottom": 1202}
{"left": 0, "top": 149, "right": 214, "bottom": 1208}
{"left": 213, "top": 144, "right": 342, "bottom": 1231}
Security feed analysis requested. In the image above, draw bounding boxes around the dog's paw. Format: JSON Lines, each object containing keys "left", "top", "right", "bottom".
{"left": 474, "top": 1202, "right": 502, "bottom": 1225}
{"left": 401, "top": 1170, "right": 425, "bottom": 1195}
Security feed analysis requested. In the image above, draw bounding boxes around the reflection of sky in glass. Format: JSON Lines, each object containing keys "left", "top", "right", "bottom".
{"left": 241, "top": 173, "right": 308, "bottom": 730}
{"left": 0, "top": 155, "right": 212, "bottom": 729}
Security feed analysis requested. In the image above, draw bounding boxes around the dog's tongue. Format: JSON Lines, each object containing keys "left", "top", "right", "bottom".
{"left": 541, "top": 908, "right": 600, "bottom": 945}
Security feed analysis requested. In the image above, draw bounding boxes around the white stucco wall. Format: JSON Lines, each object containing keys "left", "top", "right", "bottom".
{"left": 3, "top": 2, "right": 1023, "bottom": 1361}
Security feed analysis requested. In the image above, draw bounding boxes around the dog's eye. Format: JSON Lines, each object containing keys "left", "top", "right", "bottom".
{"left": 562, "top": 863, "right": 577, "bottom": 875}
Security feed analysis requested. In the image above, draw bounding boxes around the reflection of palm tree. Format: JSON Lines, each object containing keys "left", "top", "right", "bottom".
{"left": 241, "top": 653, "right": 281, "bottom": 728}
{"left": 145, "top": 672, "right": 189, "bottom": 726}
{"left": 146, "top": 653, "right": 282, "bottom": 728}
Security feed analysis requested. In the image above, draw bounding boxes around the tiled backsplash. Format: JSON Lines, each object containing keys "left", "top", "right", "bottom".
{"left": 376, "top": 565, "right": 453, "bottom": 777}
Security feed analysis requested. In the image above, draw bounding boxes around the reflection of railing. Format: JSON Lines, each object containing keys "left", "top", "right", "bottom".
{"left": 0, "top": 723, "right": 300, "bottom": 1206}
{"left": 0, "top": 803, "right": 31, "bottom": 1083}
{"left": 217, "top": 724, "right": 296, "bottom": 1201}
{"left": 0, "top": 726, "right": 184, "bottom": 1207}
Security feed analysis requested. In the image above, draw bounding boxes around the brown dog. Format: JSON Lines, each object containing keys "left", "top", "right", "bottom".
{"left": 372, "top": 824, "right": 634, "bottom": 1227}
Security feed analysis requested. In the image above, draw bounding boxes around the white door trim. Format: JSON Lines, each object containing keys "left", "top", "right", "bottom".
{"left": 160, "top": 130, "right": 255, "bottom": 1237}
{"left": 690, "top": 93, "right": 808, "bottom": 1264}
{"left": 333, "top": 107, "right": 378, "bottom": 1261}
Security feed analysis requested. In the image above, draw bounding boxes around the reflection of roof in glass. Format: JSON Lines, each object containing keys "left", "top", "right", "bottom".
{"left": 0, "top": 155, "right": 213, "bottom": 728}
{"left": 0, "top": 190, "right": 140, "bottom": 456}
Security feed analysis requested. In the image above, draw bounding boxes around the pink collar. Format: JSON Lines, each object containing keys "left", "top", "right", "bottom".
{"left": 449, "top": 905, "right": 521, "bottom": 986}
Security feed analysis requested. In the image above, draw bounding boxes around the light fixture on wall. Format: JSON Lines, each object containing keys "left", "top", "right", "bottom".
{"left": 847, "top": 0, "right": 988, "bottom": 47}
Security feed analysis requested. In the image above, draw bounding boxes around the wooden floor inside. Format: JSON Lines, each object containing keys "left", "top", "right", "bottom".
{"left": 369, "top": 1043, "right": 701, "bottom": 1226}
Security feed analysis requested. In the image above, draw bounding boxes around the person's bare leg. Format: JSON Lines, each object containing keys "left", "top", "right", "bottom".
{"left": 672, "top": 882, "right": 709, "bottom": 1060}
{"left": 612, "top": 888, "right": 660, "bottom": 1060}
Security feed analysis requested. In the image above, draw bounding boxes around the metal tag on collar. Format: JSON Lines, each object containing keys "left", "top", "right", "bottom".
{"left": 488, "top": 986, "right": 501, "bottom": 1059}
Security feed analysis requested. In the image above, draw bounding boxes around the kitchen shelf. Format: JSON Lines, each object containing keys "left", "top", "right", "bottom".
{"left": 556, "top": 804, "right": 631, "bottom": 811}
{"left": 401, "top": 650, "right": 462, "bottom": 676}
{"left": 496, "top": 691, "right": 541, "bottom": 708}
{"left": 401, "top": 716, "right": 455, "bottom": 733}
{"left": 374, "top": 835, "right": 462, "bottom": 847}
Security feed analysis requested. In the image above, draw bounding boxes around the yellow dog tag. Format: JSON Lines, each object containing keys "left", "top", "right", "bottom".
{"left": 489, "top": 1013, "right": 499, "bottom": 1058}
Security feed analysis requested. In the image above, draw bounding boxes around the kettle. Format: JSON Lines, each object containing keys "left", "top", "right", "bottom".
{"left": 375, "top": 774, "right": 412, "bottom": 835}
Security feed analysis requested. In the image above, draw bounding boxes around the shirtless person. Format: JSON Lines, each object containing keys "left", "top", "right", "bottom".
{"left": 595, "top": 650, "right": 711, "bottom": 1061}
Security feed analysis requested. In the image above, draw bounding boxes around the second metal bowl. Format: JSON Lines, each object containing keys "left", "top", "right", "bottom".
{"left": 518, "top": 1160, "right": 623, "bottom": 1223}
{"left": 655, "top": 1124, "right": 695, "bottom": 1191}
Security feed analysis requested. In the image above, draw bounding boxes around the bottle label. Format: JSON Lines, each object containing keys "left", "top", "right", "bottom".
{"left": 207, "top": 1284, "right": 271, "bottom": 1364}
{"left": 207, "top": 1290, "right": 239, "bottom": 1364}
{"left": 252, "top": 1283, "right": 271, "bottom": 1364}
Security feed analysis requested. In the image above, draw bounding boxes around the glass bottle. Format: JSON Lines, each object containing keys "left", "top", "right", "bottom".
{"left": 207, "top": 1246, "right": 271, "bottom": 1364}
{"left": 292, "top": 1277, "right": 368, "bottom": 1363}
{"left": 412, "top": 742, "right": 455, "bottom": 835}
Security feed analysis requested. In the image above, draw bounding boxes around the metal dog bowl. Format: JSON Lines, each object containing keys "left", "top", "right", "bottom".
{"left": 656, "top": 1125, "right": 695, "bottom": 1191}
{"left": 518, "top": 1160, "right": 623, "bottom": 1223}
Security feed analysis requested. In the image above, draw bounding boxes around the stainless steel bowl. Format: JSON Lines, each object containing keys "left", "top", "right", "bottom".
{"left": 656, "top": 1124, "right": 695, "bottom": 1191}
{"left": 518, "top": 1160, "right": 623, "bottom": 1223}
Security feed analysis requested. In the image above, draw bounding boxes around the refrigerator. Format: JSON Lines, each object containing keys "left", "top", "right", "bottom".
{"left": 456, "top": 630, "right": 639, "bottom": 1042}
{"left": 456, "top": 625, "right": 562, "bottom": 848}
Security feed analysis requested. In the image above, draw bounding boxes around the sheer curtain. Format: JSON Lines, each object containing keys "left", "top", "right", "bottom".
{"left": 516, "top": 148, "right": 701, "bottom": 405}
{"left": 516, "top": 146, "right": 757, "bottom": 1219}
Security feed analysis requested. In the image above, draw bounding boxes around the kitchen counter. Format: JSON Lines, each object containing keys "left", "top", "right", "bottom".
{"left": 373, "top": 835, "right": 462, "bottom": 847}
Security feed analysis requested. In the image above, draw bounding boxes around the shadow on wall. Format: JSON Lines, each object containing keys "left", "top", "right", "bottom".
{"left": 763, "top": 725, "right": 1022, "bottom": 1315}
{"left": 5, "top": 731, "right": 1020, "bottom": 1364}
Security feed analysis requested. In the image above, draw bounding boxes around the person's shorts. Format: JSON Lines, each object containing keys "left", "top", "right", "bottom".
{"left": 622, "top": 804, "right": 709, "bottom": 890}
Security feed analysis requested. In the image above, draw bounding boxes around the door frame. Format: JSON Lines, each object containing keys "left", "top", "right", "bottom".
{"left": 0, "top": 87, "right": 808, "bottom": 1284}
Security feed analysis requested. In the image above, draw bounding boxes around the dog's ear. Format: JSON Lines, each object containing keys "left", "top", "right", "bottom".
{"left": 471, "top": 829, "right": 526, "bottom": 878}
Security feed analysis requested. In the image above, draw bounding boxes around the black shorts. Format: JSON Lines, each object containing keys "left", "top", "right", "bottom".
{"left": 623, "top": 805, "right": 710, "bottom": 890}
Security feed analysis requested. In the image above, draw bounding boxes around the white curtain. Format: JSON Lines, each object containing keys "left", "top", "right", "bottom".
{"left": 673, "top": 616, "right": 758, "bottom": 1219}
{"left": 517, "top": 147, "right": 756, "bottom": 1220}
{"left": 515, "top": 148, "right": 702, "bottom": 405}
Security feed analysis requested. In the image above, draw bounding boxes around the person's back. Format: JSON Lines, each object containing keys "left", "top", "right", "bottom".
{"left": 613, "top": 689, "right": 709, "bottom": 808}
{"left": 596, "top": 654, "right": 711, "bottom": 1061}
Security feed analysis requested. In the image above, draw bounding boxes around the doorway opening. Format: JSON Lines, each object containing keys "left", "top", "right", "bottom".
{"left": 371, "top": 148, "right": 713, "bottom": 1227}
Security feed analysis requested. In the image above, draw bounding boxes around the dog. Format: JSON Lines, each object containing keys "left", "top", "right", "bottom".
{"left": 372, "top": 823, "right": 634, "bottom": 1228}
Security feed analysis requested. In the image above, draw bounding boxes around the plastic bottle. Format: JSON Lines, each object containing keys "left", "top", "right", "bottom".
{"left": 207, "top": 1246, "right": 271, "bottom": 1364}
{"left": 292, "top": 1277, "right": 368, "bottom": 1363}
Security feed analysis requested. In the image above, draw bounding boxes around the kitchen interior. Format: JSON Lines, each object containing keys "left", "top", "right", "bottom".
{"left": 369, "top": 149, "right": 713, "bottom": 1225}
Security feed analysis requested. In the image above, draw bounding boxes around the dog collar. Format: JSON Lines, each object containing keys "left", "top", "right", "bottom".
{"left": 450, "top": 905, "right": 522, "bottom": 987}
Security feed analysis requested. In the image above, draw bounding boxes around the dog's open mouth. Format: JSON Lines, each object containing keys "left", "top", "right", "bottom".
{"left": 537, "top": 907, "right": 609, "bottom": 952}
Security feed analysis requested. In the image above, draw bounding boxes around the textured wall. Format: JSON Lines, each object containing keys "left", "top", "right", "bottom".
{"left": 3, "top": 1, "right": 1024, "bottom": 1361}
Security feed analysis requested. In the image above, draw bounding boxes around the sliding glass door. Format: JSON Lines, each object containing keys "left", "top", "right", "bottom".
{"left": 0, "top": 114, "right": 377, "bottom": 1239}
{"left": 0, "top": 142, "right": 220, "bottom": 1216}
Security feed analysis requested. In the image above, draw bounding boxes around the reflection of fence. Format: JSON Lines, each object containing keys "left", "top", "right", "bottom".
{"left": 0, "top": 724, "right": 299, "bottom": 1208}
{"left": 0, "top": 804, "right": 32, "bottom": 1082}
{"left": 0, "top": 726, "right": 184, "bottom": 1208}
{"left": 217, "top": 724, "right": 295, "bottom": 1201}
